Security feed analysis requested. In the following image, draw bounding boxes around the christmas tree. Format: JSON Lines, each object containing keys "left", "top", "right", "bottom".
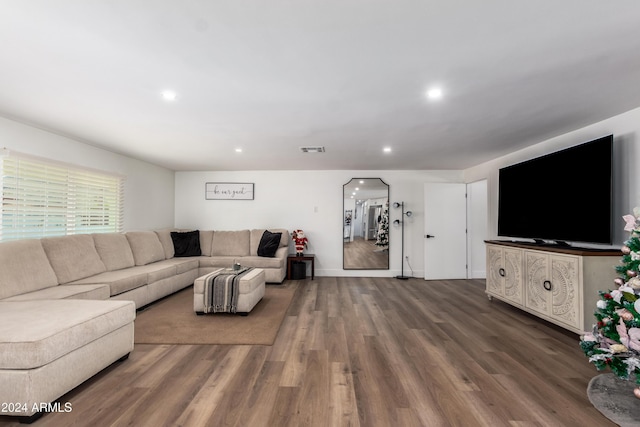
{"left": 580, "top": 208, "right": 640, "bottom": 385}
{"left": 375, "top": 201, "right": 389, "bottom": 248}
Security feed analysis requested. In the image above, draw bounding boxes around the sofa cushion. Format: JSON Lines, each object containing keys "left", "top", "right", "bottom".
{"left": 171, "top": 230, "right": 201, "bottom": 257}
{"left": 237, "top": 255, "right": 285, "bottom": 269}
{"left": 198, "top": 256, "right": 236, "bottom": 269}
{"left": 199, "top": 230, "right": 214, "bottom": 256}
{"left": 2, "top": 284, "right": 110, "bottom": 301}
{"left": 0, "top": 299, "right": 135, "bottom": 370}
{"left": 41, "top": 235, "right": 107, "bottom": 284}
{"left": 92, "top": 233, "right": 135, "bottom": 271}
{"left": 142, "top": 262, "right": 179, "bottom": 283}
{"left": 70, "top": 269, "right": 148, "bottom": 296}
{"left": 126, "top": 231, "right": 166, "bottom": 266}
{"left": 211, "top": 230, "right": 250, "bottom": 256}
{"left": 160, "top": 257, "right": 200, "bottom": 274}
{"left": 154, "top": 229, "right": 175, "bottom": 259}
{"left": 250, "top": 228, "right": 289, "bottom": 255}
{"left": 70, "top": 262, "right": 178, "bottom": 296}
{"left": 0, "top": 239, "right": 59, "bottom": 300}
{"left": 257, "top": 230, "right": 282, "bottom": 257}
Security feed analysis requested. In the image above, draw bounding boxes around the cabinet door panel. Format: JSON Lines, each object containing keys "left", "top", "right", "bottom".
{"left": 487, "top": 245, "right": 504, "bottom": 296}
{"left": 525, "top": 251, "right": 548, "bottom": 314}
{"left": 504, "top": 248, "right": 523, "bottom": 304}
{"left": 550, "top": 255, "right": 580, "bottom": 328}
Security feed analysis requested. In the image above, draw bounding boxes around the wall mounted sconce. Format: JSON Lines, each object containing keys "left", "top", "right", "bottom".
{"left": 393, "top": 202, "right": 412, "bottom": 280}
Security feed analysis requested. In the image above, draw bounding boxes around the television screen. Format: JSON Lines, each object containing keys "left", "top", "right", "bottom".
{"left": 498, "top": 135, "right": 613, "bottom": 245}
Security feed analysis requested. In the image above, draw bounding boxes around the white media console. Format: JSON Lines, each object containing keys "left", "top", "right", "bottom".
{"left": 485, "top": 240, "right": 621, "bottom": 334}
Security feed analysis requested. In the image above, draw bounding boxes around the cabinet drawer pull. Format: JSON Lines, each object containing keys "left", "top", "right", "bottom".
{"left": 498, "top": 268, "right": 505, "bottom": 277}
{"left": 543, "top": 280, "right": 552, "bottom": 291}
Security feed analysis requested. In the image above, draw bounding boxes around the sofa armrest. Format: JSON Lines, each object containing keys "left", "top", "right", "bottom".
{"left": 274, "top": 246, "right": 289, "bottom": 260}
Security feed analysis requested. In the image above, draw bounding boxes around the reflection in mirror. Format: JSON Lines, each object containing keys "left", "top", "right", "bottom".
{"left": 343, "top": 178, "right": 389, "bottom": 270}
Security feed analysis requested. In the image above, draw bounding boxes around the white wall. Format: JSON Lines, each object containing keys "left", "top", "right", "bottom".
{"left": 0, "top": 116, "right": 175, "bottom": 231}
{"left": 464, "top": 106, "right": 640, "bottom": 248}
{"left": 175, "top": 170, "right": 463, "bottom": 277}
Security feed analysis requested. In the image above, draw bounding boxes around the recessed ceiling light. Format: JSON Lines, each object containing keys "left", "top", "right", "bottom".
{"left": 383, "top": 147, "right": 392, "bottom": 153}
{"left": 161, "top": 91, "right": 177, "bottom": 101}
{"left": 426, "top": 87, "right": 443, "bottom": 100}
{"left": 359, "top": 180, "right": 364, "bottom": 184}
{"left": 235, "top": 148, "right": 242, "bottom": 153}
{"left": 355, "top": 187, "right": 359, "bottom": 191}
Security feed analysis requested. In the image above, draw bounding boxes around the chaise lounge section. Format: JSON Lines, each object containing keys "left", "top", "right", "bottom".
{"left": 0, "top": 237, "right": 135, "bottom": 422}
{"left": 0, "top": 299, "right": 135, "bottom": 423}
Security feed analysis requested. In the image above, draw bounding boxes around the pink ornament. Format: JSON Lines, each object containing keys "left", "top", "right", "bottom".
{"left": 614, "top": 278, "right": 625, "bottom": 287}
{"left": 634, "top": 387, "right": 640, "bottom": 399}
{"left": 624, "top": 214, "right": 638, "bottom": 232}
{"left": 621, "top": 310, "right": 635, "bottom": 321}
{"left": 622, "top": 245, "right": 631, "bottom": 254}
{"left": 628, "top": 270, "right": 638, "bottom": 278}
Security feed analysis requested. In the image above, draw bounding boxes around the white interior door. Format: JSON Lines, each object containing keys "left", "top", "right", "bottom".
{"left": 424, "top": 183, "right": 467, "bottom": 280}
{"left": 467, "top": 180, "right": 487, "bottom": 278}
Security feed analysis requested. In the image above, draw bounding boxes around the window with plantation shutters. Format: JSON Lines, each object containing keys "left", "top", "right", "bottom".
{"left": 0, "top": 150, "right": 125, "bottom": 241}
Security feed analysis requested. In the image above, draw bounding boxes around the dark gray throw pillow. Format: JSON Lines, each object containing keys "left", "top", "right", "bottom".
{"left": 258, "top": 230, "right": 282, "bottom": 257}
{"left": 170, "top": 230, "right": 201, "bottom": 257}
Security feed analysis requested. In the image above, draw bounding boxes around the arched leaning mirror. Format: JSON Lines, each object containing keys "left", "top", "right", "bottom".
{"left": 343, "top": 178, "right": 389, "bottom": 269}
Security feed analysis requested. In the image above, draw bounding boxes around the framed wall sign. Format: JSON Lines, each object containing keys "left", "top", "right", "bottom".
{"left": 205, "top": 182, "right": 254, "bottom": 200}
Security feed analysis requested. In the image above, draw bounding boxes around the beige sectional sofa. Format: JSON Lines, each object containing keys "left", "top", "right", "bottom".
{"left": 0, "top": 228, "right": 289, "bottom": 421}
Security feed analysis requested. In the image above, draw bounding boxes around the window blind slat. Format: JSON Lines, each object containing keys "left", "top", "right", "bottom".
{"left": 1, "top": 153, "right": 125, "bottom": 241}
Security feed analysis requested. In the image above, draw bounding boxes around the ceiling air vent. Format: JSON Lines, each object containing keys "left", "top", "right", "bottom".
{"left": 300, "top": 146, "right": 325, "bottom": 153}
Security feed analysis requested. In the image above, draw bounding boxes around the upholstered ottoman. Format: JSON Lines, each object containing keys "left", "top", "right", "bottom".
{"left": 0, "top": 299, "right": 135, "bottom": 422}
{"left": 193, "top": 268, "right": 265, "bottom": 315}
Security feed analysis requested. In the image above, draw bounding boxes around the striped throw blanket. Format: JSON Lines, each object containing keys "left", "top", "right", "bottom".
{"left": 202, "top": 268, "right": 253, "bottom": 314}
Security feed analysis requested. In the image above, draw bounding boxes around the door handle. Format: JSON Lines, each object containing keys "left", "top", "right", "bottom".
{"left": 425, "top": 234, "right": 435, "bottom": 238}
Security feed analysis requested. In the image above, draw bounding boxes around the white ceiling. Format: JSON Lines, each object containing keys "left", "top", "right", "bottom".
{"left": 2, "top": 1, "right": 640, "bottom": 171}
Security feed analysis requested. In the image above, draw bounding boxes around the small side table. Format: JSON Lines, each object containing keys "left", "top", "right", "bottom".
{"left": 287, "top": 254, "right": 315, "bottom": 280}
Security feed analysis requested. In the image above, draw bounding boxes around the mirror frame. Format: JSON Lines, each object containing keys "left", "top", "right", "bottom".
{"left": 343, "top": 178, "right": 390, "bottom": 270}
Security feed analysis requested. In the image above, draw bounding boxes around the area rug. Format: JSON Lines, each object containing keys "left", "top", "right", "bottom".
{"left": 588, "top": 373, "right": 640, "bottom": 427}
{"left": 134, "top": 285, "right": 296, "bottom": 345}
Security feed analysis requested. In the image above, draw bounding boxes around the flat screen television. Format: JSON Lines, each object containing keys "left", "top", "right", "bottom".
{"left": 497, "top": 135, "right": 613, "bottom": 245}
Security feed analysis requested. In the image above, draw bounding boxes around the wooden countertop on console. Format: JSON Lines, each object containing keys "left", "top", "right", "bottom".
{"left": 485, "top": 240, "right": 622, "bottom": 257}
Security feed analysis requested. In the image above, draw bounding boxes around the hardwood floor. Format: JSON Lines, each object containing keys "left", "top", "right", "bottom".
{"left": 343, "top": 238, "right": 389, "bottom": 269}
{"left": 0, "top": 277, "right": 615, "bottom": 426}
